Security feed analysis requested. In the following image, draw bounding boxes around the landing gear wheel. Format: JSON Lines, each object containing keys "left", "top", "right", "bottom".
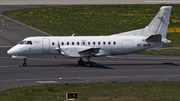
{"left": 78, "top": 59, "right": 84, "bottom": 65}
{"left": 86, "top": 62, "right": 91, "bottom": 67}
{"left": 23, "top": 63, "right": 27, "bottom": 67}
{"left": 85, "top": 57, "right": 92, "bottom": 67}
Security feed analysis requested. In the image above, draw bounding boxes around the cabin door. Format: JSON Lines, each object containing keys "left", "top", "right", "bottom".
{"left": 122, "top": 40, "right": 134, "bottom": 53}
{"left": 42, "top": 38, "right": 50, "bottom": 53}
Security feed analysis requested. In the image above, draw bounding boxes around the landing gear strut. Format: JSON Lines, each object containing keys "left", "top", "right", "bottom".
{"left": 86, "top": 57, "right": 91, "bottom": 67}
{"left": 23, "top": 58, "right": 27, "bottom": 67}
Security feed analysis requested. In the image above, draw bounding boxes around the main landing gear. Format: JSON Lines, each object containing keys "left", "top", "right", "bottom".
{"left": 78, "top": 57, "right": 92, "bottom": 67}
{"left": 23, "top": 58, "right": 27, "bottom": 67}
{"left": 78, "top": 58, "right": 84, "bottom": 65}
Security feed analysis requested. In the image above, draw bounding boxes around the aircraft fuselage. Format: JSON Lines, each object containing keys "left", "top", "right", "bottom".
{"left": 8, "top": 35, "right": 164, "bottom": 58}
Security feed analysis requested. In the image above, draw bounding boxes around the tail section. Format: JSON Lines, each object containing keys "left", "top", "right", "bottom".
{"left": 144, "top": 6, "right": 172, "bottom": 39}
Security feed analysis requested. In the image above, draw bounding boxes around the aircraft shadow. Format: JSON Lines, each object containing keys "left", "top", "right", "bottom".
{"left": 160, "top": 62, "right": 180, "bottom": 66}
{"left": 82, "top": 61, "right": 114, "bottom": 69}
{"left": 19, "top": 62, "right": 179, "bottom": 69}
{"left": 21, "top": 61, "right": 114, "bottom": 69}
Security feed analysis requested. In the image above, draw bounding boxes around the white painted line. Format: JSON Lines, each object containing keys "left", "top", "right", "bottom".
{"left": 145, "top": 0, "right": 180, "bottom": 3}
{"left": 47, "top": 75, "right": 180, "bottom": 81}
{"left": 1, "top": 75, "right": 179, "bottom": 83}
{"left": 36, "top": 81, "right": 58, "bottom": 84}
{"left": 128, "top": 57, "right": 180, "bottom": 60}
{"left": 0, "top": 78, "right": 57, "bottom": 82}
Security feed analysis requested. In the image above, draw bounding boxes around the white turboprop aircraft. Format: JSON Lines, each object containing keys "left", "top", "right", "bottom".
{"left": 7, "top": 6, "right": 172, "bottom": 67}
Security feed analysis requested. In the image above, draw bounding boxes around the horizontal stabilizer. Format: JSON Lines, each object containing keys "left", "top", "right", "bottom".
{"left": 146, "top": 34, "right": 162, "bottom": 42}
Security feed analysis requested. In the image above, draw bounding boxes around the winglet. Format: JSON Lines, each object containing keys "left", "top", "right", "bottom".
{"left": 71, "top": 33, "right": 75, "bottom": 37}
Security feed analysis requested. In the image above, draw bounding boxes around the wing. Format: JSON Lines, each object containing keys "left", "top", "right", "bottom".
{"left": 60, "top": 46, "right": 110, "bottom": 58}
{"left": 78, "top": 47, "right": 100, "bottom": 57}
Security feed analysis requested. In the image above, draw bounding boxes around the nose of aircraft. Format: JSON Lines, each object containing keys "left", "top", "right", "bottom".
{"left": 7, "top": 48, "right": 14, "bottom": 55}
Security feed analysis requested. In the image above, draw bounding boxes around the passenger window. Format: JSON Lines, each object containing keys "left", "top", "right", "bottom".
{"left": 67, "top": 42, "right": 69, "bottom": 45}
{"left": 77, "top": 42, "right": 79, "bottom": 45}
{"left": 82, "top": 42, "right": 85, "bottom": 45}
{"left": 52, "top": 42, "right": 55, "bottom": 45}
{"left": 103, "top": 42, "right": 106, "bottom": 45}
{"left": 113, "top": 41, "right": 116, "bottom": 45}
{"left": 72, "top": 42, "right": 74, "bottom": 45}
{"left": 93, "top": 42, "right": 95, "bottom": 45}
{"left": 98, "top": 42, "right": 100, "bottom": 45}
{"left": 88, "top": 42, "right": 90, "bottom": 45}
{"left": 108, "top": 42, "right": 111, "bottom": 45}
{"left": 61, "top": 42, "right": 64, "bottom": 45}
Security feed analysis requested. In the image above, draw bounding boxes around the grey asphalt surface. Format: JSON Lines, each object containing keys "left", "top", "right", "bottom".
{"left": 0, "top": 5, "right": 180, "bottom": 92}
{"left": 0, "top": 5, "right": 49, "bottom": 47}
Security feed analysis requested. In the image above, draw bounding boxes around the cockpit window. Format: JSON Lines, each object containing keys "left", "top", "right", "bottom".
{"left": 25, "top": 41, "right": 32, "bottom": 45}
{"left": 18, "top": 41, "right": 26, "bottom": 44}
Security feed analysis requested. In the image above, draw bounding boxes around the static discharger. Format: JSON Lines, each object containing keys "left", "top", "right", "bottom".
{"left": 66, "top": 92, "right": 78, "bottom": 100}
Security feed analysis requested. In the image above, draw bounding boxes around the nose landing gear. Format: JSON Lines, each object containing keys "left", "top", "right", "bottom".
{"left": 23, "top": 58, "right": 27, "bottom": 67}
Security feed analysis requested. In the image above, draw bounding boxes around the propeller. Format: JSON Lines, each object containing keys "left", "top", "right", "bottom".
{"left": 57, "top": 42, "right": 61, "bottom": 56}
{"left": 55, "top": 39, "right": 61, "bottom": 58}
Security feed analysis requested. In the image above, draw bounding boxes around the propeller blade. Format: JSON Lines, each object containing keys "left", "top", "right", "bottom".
{"left": 57, "top": 39, "right": 62, "bottom": 59}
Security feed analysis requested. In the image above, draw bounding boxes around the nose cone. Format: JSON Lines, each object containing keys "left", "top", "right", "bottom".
{"left": 7, "top": 45, "right": 24, "bottom": 55}
{"left": 7, "top": 48, "right": 14, "bottom": 55}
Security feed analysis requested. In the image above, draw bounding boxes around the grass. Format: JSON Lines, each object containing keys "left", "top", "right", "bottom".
{"left": 138, "top": 49, "right": 180, "bottom": 56}
{"left": 1, "top": 81, "right": 180, "bottom": 101}
{"left": 166, "top": 33, "right": 180, "bottom": 47}
{"left": 2, "top": 4, "right": 180, "bottom": 36}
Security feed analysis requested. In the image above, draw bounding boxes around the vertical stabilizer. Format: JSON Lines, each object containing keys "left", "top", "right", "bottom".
{"left": 144, "top": 6, "right": 172, "bottom": 39}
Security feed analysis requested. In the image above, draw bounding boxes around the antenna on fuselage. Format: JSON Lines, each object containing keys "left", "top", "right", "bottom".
{"left": 71, "top": 33, "right": 75, "bottom": 37}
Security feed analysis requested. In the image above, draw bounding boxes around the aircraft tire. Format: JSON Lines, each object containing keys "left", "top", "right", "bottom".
{"left": 78, "top": 60, "right": 84, "bottom": 65}
{"left": 23, "top": 63, "right": 27, "bottom": 67}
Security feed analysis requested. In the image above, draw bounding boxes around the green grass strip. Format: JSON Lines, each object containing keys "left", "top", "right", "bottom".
{"left": 0, "top": 82, "right": 180, "bottom": 101}
{"left": 138, "top": 49, "right": 180, "bottom": 56}
{"left": 2, "top": 4, "right": 180, "bottom": 36}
